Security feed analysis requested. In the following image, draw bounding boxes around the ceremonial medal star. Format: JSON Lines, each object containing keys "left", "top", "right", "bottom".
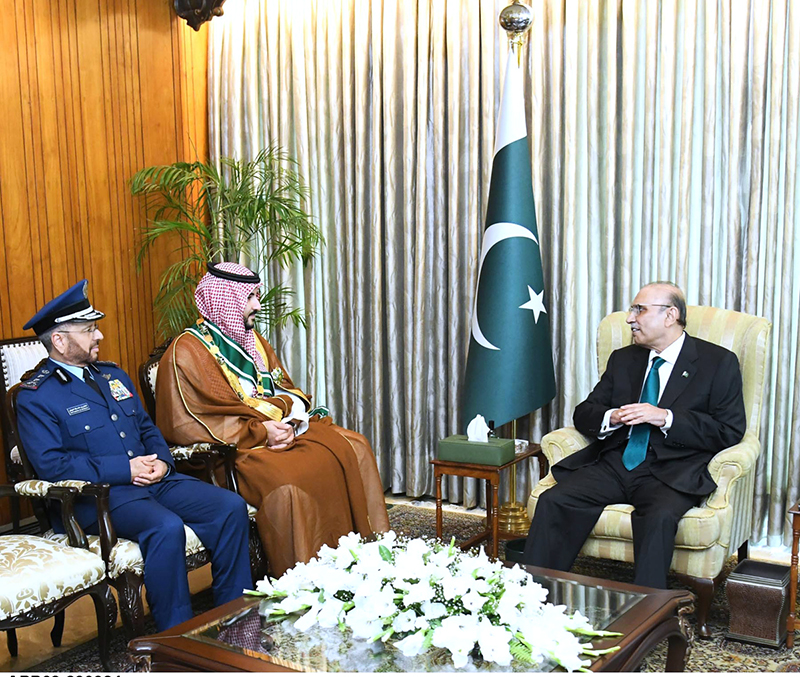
{"left": 519, "top": 286, "right": 547, "bottom": 323}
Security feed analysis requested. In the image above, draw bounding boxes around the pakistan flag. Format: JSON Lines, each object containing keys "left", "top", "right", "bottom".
{"left": 462, "top": 52, "right": 556, "bottom": 430}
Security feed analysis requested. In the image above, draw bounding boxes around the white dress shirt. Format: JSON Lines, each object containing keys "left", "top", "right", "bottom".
{"left": 51, "top": 359, "right": 86, "bottom": 381}
{"left": 598, "top": 332, "right": 686, "bottom": 439}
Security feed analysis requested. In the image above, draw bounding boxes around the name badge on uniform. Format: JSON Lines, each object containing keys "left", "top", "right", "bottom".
{"left": 108, "top": 379, "right": 133, "bottom": 401}
{"left": 67, "top": 403, "right": 91, "bottom": 416}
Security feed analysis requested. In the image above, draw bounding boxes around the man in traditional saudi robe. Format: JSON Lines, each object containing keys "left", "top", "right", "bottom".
{"left": 155, "top": 261, "right": 390, "bottom": 576}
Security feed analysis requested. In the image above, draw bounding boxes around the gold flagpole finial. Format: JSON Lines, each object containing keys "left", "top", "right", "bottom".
{"left": 499, "top": 1, "right": 533, "bottom": 65}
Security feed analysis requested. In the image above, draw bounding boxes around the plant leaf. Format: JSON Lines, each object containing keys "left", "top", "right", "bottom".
{"left": 131, "top": 147, "right": 320, "bottom": 339}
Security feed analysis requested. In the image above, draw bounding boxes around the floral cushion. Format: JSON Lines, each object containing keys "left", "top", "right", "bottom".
{"left": 44, "top": 525, "right": 207, "bottom": 578}
{"left": 0, "top": 535, "right": 105, "bottom": 621}
{"left": 15, "top": 479, "right": 89, "bottom": 497}
{"left": 169, "top": 443, "right": 216, "bottom": 460}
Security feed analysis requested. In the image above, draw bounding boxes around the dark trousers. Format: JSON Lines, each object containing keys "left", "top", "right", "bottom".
{"left": 95, "top": 479, "right": 252, "bottom": 631}
{"left": 522, "top": 449, "right": 699, "bottom": 589}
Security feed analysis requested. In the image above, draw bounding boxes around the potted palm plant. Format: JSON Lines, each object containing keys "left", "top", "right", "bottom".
{"left": 131, "top": 147, "right": 321, "bottom": 338}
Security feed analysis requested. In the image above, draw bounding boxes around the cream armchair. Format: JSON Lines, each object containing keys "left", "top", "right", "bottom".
{"left": 527, "top": 306, "right": 771, "bottom": 638}
{"left": 0, "top": 483, "right": 116, "bottom": 669}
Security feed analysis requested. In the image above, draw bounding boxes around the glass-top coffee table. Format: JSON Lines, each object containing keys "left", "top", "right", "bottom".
{"left": 129, "top": 564, "right": 694, "bottom": 672}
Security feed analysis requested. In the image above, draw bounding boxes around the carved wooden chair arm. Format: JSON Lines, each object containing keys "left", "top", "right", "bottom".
{"left": 77, "top": 483, "right": 117, "bottom": 564}
{"left": 169, "top": 442, "right": 239, "bottom": 494}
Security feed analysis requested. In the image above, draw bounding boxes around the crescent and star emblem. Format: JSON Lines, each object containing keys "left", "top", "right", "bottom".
{"left": 470, "top": 222, "right": 547, "bottom": 351}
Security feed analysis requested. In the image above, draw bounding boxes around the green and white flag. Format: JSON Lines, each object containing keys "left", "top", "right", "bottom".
{"left": 462, "top": 51, "right": 556, "bottom": 430}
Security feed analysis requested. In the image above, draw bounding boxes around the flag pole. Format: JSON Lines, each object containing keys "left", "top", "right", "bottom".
{"left": 496, "top": 0, "right": 534, "bottom": 537}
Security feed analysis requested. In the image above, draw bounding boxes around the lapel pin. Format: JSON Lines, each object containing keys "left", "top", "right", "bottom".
{"left": 682, "top": 371, "right": 689, "bottom": 378}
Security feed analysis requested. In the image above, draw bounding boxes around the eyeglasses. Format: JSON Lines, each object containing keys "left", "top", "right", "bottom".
{"left": 57, "top": 325, "right": 100, "bottom": 335}
{"left": 628, "top": 304, "right": 673, "bottom": 316}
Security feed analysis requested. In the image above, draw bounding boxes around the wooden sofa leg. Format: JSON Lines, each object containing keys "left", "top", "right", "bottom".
{"left": 114, "top": 571, "right": 146, "bottom": 639}
{"left": 50, "top": 610, "right": 65, "bottom": 646}
{"left": 677, "top": 574, "right": 715, "bottom": 639}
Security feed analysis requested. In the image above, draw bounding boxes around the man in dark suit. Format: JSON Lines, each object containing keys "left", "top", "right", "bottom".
{"left": 16, "top": 279, "right": 253, "bottom": 631}
{"left": 522, "top": 282, "right": 746, "bottom": 588}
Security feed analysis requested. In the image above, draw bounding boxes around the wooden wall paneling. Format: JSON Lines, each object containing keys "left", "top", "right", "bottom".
{"left": 62, "top": 0, "right": 93, "bottom": 291}
{"left": 119, "top": 0, "right": 148, "bottom": 363}
{"left": 0, "top": 5, "right": 28, "bottom": 335}
{"left": 66, "top": 0, "right": 105, "bottom": 352}
{"left": 115, "top": 0, "right": 148, "bottom": 370}
{"left": 99, "top": 0, "right": 129, "bottom": 369}
{"left": 34, "top": 0, "right": 72, "bottom": 301}
{"left": 173, "top": 8, "right": 209, "bottom": 318}
{"left": 138, "top": 1, "right": 191, "bottom": 347}
{"left": 18, "top": 2, "right": 46, "bottom": 308}
{"left": 51, "top": 0, "right": 81, "bottom": 290}
{"left": 3, "top": 5, "right": 41, "bottom": 336}
{"left": 0, "top": 0, "right": 209, "bottom": 527}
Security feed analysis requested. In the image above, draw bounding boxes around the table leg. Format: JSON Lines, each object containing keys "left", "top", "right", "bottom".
{"left": 491, "top": 479, "right": 499, "bottom": 559}
{"left": 664, "top": 630, "right": 688, "bottom": 672}
{"left": 435, "top": 471, "right": 443, "bottom": 541}
{"left": 789, "top": 513, "right": 799, "bottom": 649}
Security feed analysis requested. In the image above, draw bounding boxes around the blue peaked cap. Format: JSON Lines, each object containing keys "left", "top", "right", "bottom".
{"left": 23, "top": 279, "right": 105, "bottom": 336}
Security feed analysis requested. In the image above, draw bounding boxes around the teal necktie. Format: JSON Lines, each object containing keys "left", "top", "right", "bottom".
{"left": 622, "top": 356, "right": 666, "bottom": 471}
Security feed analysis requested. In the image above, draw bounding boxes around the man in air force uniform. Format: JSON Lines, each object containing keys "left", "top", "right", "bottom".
{"left": 15, "top": 280, "right": 253, "bottom": 631}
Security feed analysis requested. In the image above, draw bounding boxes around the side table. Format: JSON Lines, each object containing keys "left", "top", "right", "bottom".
{"left": 789, "top": 501, "right": 800, "bottom": 648}
{"left": 430, "top": 443, "right": 541, "bottom": 559}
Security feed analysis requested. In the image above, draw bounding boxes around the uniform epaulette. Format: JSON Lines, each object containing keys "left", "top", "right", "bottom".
{"left": 96, "top": 360, "right": 119, "bottom": 368}
{"left": 20, "top": 360, "right": 69, "bottom": 390}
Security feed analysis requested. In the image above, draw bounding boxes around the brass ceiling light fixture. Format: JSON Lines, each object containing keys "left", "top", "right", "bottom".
{"left": 173, "top": 0, "right": 227, "bottom": 31}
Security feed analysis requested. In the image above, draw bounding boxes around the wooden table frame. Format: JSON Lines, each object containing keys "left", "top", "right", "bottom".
{"left": 430, "top": 444, "right": 541, "bottom": 559}
{"left": 788, "top": 501, "right": 800, "bottom": 648}
{"left": 128, "top": 566, "right": 694, "bottom": 672}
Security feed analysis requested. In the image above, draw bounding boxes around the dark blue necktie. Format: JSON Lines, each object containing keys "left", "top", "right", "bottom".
{"left": 622, "top": 356, "right": 666, "bottom": 471}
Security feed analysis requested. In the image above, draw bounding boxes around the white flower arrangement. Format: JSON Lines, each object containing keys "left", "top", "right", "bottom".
{"left": 246, "top": 531, "right": 620, "bottom": 671}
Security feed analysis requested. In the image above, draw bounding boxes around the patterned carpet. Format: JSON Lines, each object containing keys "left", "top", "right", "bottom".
{"left": 27, "top": 502, "right": 800, "bottom": 672}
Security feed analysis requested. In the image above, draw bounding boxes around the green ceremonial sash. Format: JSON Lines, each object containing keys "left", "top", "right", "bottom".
{"left": 187, "top": 320, "right": 275, "bottom": 397}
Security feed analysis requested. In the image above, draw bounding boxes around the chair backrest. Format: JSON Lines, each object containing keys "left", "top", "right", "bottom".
{"left": 7, "top": 383, "right": 58, "bottom": 533}
{"left": 139, "top": 354, "right": 161, "bottom": 421}
{"left": 597, "top": 306, "right": 772, "bottom": 436}
{"left": 0, "top": 338, "right": 48, "bottom": 391}
{"left": 138, "top": 338, "right": 174, "bottom": 422}
{"left": 0, "top": 337, "right": 49, "bottom": 483}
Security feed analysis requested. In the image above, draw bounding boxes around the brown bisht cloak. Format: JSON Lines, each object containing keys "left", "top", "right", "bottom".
{"left": 156, "top": 331, "right": 390, "bottom": 576}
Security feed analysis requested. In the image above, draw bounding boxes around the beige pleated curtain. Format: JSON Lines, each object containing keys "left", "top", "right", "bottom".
{"left": 208, "top": 0, "right": 800, "bottom": 547}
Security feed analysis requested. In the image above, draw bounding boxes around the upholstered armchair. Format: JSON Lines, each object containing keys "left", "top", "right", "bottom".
{"left": 0, "top": 482, "right": 116, "bottom": 669}
{"left": 139, "top": 344, "right": 268, "bottom": 581}
{"left": 0, "top": 337, "right": 48, "bottom": 530}
{"left": 527, "top": 306, "right": 771, "bottom": 638}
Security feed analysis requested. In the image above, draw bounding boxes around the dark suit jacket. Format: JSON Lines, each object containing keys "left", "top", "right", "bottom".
{"left": 553, "top": 334, "right": 746, "bottom": 496}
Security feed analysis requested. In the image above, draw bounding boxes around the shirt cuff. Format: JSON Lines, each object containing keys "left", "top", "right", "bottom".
{"left": 660, "top": 409, "right": 673, "bottom": 435}
{"left": 598, "top": 409, "right": 622, "bottom": 438}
